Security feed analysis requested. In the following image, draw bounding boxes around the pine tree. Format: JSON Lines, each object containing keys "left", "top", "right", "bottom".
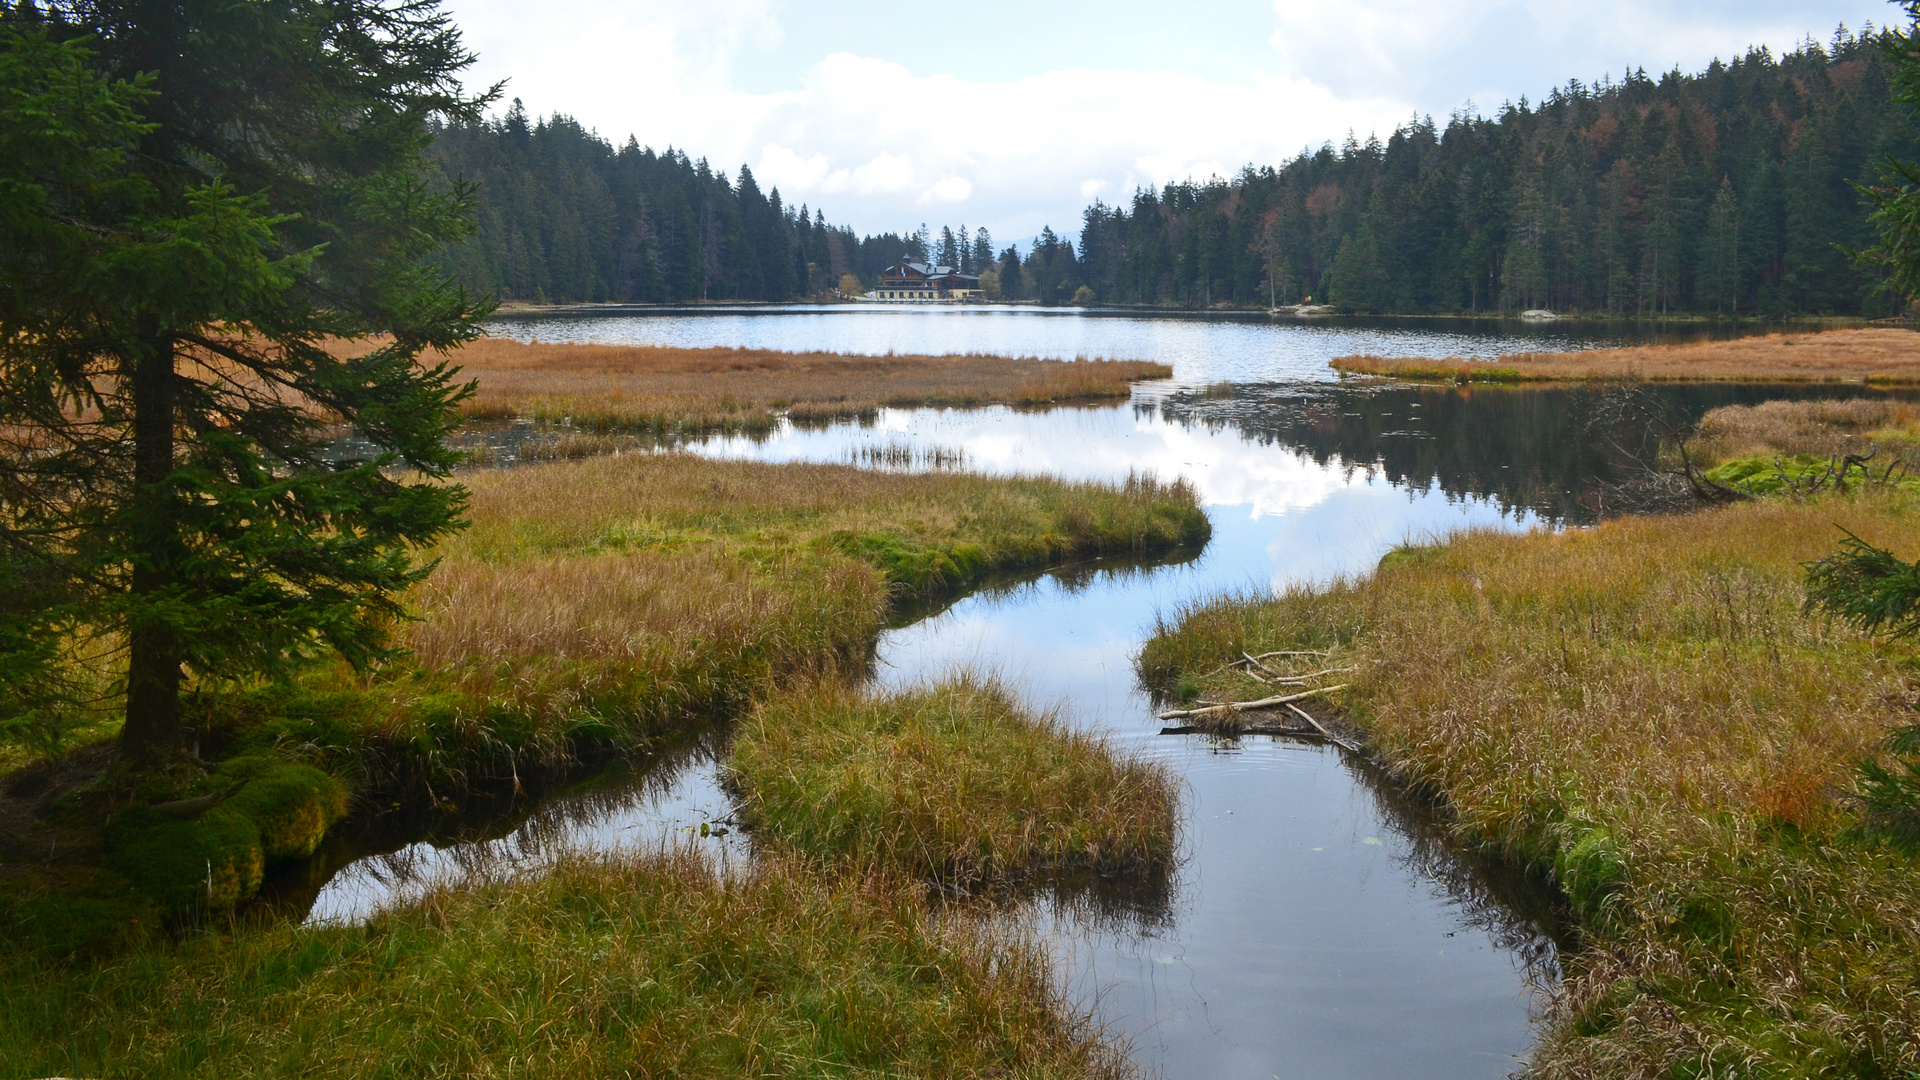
{"left": 1703, "top": 178, "right": 1742, "bottom": 313}
{"left": 1, "top": 1, "right": 488, "bottom": 765}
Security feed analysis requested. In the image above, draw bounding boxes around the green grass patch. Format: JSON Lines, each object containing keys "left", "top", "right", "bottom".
{"left": 728, "top": 678, "right": 1178, "bottom": 886}
{"left": 0, "top": 850, "right": 1125, "bottom": 1079}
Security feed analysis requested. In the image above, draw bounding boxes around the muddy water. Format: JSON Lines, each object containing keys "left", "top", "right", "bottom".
{"left": 280, "top": 310, "right": 1872, "bottom": 1078}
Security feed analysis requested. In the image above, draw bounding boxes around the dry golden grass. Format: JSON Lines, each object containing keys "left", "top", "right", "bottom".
{"left": 446, "top": 337, "right": 1171, "bottom": 431}
{"left": 1692, "top": 396, "right": 1920, "bottom": 465}
{"left": 303, "top": 452, "right": 1207, "bottom": 790}
{"left": 1140, "top": 494, "right": 1920, "bottom": 1077}
{"left": 1331, "top": 327, "right": 1920, "bottom": 384}
{"left": 0, "top": 849, "right": 1126, "bottom": 1079}
{"left": 729, "top": 676, "right": 1178, "bottom": 886}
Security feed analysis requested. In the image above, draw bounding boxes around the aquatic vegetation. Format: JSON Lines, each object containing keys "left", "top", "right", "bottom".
{"left": 1332, "top": 327, "right": 1920, "bottom": 383}
{"left": 1141, "top": 491, "right": 1920, "bottom": 1076}
{"left": 0, "top": 850, "right": 1126, "bottom": 1079}
{"left": 728, "top": 677, "right": 1177, "bottom": 885}
{"left": 1691, "top": 395, "right": 1920, "bottom": 466}
{"left": 447, "top": 338, "right": 1171, "bottom": 433}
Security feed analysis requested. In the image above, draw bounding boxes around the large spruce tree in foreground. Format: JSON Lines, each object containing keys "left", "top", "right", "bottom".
{"left": 0, "top": 1, "right": 488, "bottom": 767}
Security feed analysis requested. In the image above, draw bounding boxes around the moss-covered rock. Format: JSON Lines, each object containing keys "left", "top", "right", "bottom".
{"left": 216, "top": 756, "right": 349, "bottom": 862}
{"left": 105, "top": 806, "right": 264, "bottom": 912}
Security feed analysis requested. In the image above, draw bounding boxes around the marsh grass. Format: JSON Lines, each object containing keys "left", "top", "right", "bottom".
{"left": 1139, "top": 493, "right": 1920, "bottom": 1077}
{"left": 223, "top": 454, "right": 1207, "bottom": 798}
{"left": 1692, "top": 396, "right": 1920, "bottom": 464}
{"left": 449, "top": 338, "right": 1171, "bottom": 433}
{"left": 1332, "top": 327, "right": 1920, "bottom": 384}
{"left": 728, "top": 677, "right": 1178, "bottom": 887}
{"left": 0, "top": 848, "right": 1126, "bottom": 1079}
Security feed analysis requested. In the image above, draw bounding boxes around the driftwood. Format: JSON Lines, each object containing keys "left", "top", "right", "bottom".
{"left": 1155, "top": 683, "right": 1348, "bottom": 721}
{"left": 1157, "top": 702, "right": 1360, "bottom": 749}
{"left": 1286, "top": 703, "right": 1361, "bottom": 752}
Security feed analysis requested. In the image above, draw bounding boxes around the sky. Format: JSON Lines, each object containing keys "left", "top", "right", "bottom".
{"left": 445, "top": 0, "right": 1898, "bottom": 246}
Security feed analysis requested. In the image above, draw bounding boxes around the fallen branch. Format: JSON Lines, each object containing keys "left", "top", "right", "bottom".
{"left": 1155, "top": 683, "right": 1349, "bottom": 721}
{"left": 1287, "top": 703, "right": 1360, "bottom": 752}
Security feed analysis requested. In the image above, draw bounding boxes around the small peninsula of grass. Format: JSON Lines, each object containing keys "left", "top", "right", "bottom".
{"left": 1139, "top": 493, "right": 1920, "bottom": 1076}
{"left": 728, "top": 678, "right": 1177, "bottom": 886}
{"left": 1331, "top": 326, "right": 1920, "bottom": 384}
{"left": 1, "top": 453, "right": 1205, "bottom": 926}
{"left": 238, "top": 453, "right": 1204, "bottom": 794}
{"left": 450, "top": 338, "right": 1172, "bottom": 434}
{"left": 0, "top": 850, "right": 1123, "bottom": 1079}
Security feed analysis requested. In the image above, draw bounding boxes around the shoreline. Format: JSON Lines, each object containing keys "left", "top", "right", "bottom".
{"left": 489, "top": 298, "right": 1884, "bottom": 327}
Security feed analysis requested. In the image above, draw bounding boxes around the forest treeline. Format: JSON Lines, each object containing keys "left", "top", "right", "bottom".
{"left": 1065, "top": 27, "right": 1914, "bottom": 315}
{"left": 435, "top": 28, "right": 1916, "bottom": 315}
{"left": 429, "top": 102, "right": 920, "bottom": 303}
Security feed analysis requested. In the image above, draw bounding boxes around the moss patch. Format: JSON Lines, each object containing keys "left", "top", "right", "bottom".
{"left": 216, "top": 757, "right": 349, "bottom": 862}
{"left": 105, "top": 806, "right": 264, "bottom": 913}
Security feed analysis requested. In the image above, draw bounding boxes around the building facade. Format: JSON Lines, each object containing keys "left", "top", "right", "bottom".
{"left": 874, "top": 261, "right": 980, "bottom": 301}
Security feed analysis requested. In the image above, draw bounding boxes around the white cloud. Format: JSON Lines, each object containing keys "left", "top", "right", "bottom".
{"left": 851, "top": 152, "right": 915, "bottom": 194}
{"left": 1269, "top": 0, "right": 1886, "bottom": 111}
{"left": 922, "top": 177, "right": 974, "bottom": 204}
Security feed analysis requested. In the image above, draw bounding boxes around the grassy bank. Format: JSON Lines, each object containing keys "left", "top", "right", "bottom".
{"left": 450, "top": 338, "right": 1171, "bottom": 434}
{"left": 1331, "top": 327, "right": 1920, "bottom": 384}
{"left": 728, "top": 678, "right": 1177, "bottom": 886}
{"left": 1, "top": 452, "right": 1204, "bottom": 926}
{"left": 1138, "top": 494, "right": 1920, "bottom": 1076}
{"left": 0, "top": 849, "right": 1123, "bottom": 1079}
{"left": 221, "top": 454, "right": 1206, "bottom": 793}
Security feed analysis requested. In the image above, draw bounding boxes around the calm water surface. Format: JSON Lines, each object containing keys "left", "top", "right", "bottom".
{"left": 281, "top": 309, "right": 1847, "bottom": 1079}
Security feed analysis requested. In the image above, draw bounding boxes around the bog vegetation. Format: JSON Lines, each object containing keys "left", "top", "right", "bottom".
{"left": 450, "top": 338, "right": 1170, "bottom": 434}
{"left": 1330, "top": 327, "right": 1920, "bottom": 383}
{"left": 0, "top": 850, "right": 1125, "bottom": 1079}
{"left": 729, "top": 677, "right": 1177, "bottom": 886}
{"left": 1139, "top": 493, "right": 1920, "bottom": 1075}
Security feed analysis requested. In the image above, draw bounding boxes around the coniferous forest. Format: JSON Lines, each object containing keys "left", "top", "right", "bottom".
{"left": 429, "top": 101, "right": 924, "bottom": 303}
{"left": 437, "top": 28, "right": 1917, "bottom": 315}
{"left": 1073, "top": 28, "right": 1916, "bottom": 315}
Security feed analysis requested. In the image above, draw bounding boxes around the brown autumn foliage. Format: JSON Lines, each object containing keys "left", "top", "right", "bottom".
{"left": 1691, "top": 395, "right": 1920, "bottom": 465}
{"left": 443, "top": 338, "right": 1171, "bottom": 430}
{"left": 1331, "top": 326, "right": 1920, "bottom": 383}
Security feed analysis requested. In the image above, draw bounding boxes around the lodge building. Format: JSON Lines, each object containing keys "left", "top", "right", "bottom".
{"left": 874, "top": 261, "right": 980, "bottom": 301}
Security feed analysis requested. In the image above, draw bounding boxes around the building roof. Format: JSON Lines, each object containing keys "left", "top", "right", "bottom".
{"left": 883, "top": 261, "right": 979, "bottom": 284}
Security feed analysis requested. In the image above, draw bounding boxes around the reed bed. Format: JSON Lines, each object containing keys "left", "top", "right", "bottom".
{"left": 1331, "top": 327, "right": 1920, "bottom": 384}
{"left": 728, "top": 677, "right": 1178, "bottom": 886}
{"left": 260, "top": 453, "right": 1207, "bottom": 795}
{"left": 1691, "top": 396, "right": 1920, "bottom": 465}
{"left": 448, "top": 338, "right": 1171, "bottom": 432}
{"left": 1138, "top": 493, "right": 1920, "bottom": 1077}
{"left": 0, "top": 848, "right": 1125, "bottom": 1079}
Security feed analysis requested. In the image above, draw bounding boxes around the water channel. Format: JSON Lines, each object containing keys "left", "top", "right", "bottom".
{"left": 274, "top": 307, "right": 1893, "bottom": 1079}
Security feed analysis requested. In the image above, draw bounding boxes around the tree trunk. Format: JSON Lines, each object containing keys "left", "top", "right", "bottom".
{"left": 121, "top": 317, "right": 186, "bottom": 766}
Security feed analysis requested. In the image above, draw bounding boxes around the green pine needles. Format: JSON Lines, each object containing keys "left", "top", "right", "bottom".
{"left": 0, "top": 1, "right": 493, "bottom": 766}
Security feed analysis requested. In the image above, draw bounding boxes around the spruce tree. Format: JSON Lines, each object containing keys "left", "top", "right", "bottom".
{"left": 1, "top": 1, "right": 488, "bottom": 766}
